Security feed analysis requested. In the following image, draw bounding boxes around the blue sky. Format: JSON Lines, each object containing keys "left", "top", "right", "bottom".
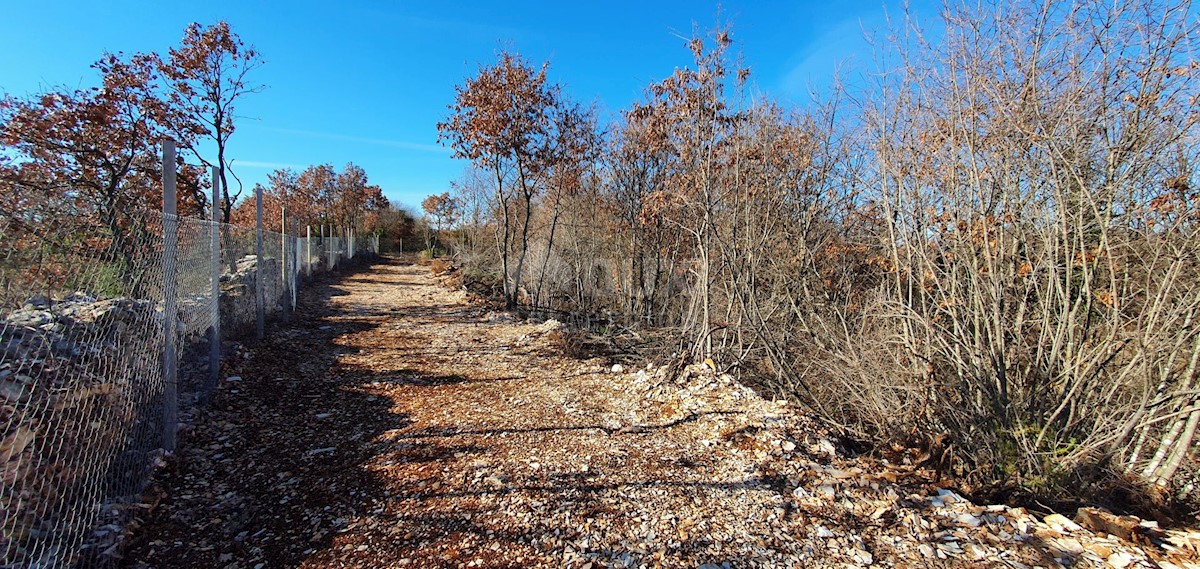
{"left": 0, "top": 0, "right": 936, "bottom": 213}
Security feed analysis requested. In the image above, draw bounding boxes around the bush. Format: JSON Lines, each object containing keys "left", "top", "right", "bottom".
{"left": 429, "top": 258, "right": 453, "bottom": 276}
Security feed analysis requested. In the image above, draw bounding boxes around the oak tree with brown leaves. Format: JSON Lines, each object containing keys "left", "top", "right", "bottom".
{"left": 420, "top": 192, "right": 460, "bottom": 253}
{"left": 438, "top": 51, "right": 570, "bottom": 306}
{"left": 639, "top": 26, "right": 747, "bottom": 357}
{"left": 160, "top": 21, "right": 264, "bottom": 224}
{"left": 0, "top": 50, "right": 205, "bottom": 297}
{"left": 232, "top": 163, "right": 388, "bottom": 235}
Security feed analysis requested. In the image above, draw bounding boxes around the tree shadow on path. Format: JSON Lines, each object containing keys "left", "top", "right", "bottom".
{"left": 123, "top": 260, "right": 414, "bottom": 568}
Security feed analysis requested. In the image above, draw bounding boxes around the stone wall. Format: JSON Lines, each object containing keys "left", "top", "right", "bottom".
{"left": 0, "top": 253, "right": 290, "bottom": 565}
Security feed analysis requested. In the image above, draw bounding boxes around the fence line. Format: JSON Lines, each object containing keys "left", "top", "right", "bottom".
{"left": 0, "top": 145, "right": 380, "bottom": 567}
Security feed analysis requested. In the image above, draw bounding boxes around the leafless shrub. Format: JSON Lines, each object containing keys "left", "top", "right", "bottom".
{"left": 444, "top": 1, "right": 1200, "bottom": 500}
{"left": 832, "top": 0, "right": 1200, "bottom": 492}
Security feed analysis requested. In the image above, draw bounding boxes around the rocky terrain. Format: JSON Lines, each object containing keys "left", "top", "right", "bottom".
{"left": 121, "top": 257, "right": 1200, "bottom": 568}
{"left": 0, "top": 253, "right": 290, "bottom": 566}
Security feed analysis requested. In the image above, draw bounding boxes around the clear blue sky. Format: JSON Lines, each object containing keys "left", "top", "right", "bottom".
{"left": 1, "top": 0, "right": 936, "bottom": 213}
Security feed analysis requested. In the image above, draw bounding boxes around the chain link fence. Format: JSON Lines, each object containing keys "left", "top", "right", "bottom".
{"left": 0, "top": 178, "right": 379, "bottom": 567}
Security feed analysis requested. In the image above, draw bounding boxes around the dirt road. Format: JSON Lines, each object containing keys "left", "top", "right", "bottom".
{"left": 126, "top": 257, "right": 1190, "bottom": 568}
{"left": 126, "top": 257, "right": 803, "bottom": 568}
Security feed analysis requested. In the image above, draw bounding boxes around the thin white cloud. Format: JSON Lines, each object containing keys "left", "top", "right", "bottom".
{"left": 779, "top": 17, "right": 873, "bottom": 99}
{"left": 400, "top": 14, "right": 525, "bottom": 40}
{"left": 234, "top": 160, "right": 304, "bottom": 170}
{"left": 260, "top": 126, "right": 451, "bottom": 154}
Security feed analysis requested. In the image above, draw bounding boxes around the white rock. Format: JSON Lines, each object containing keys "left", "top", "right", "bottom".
{"left": 781, "top": 440, "right": 797, "bottom": 452}
{"left": 1106, "top": 551, "right": 1133, "bottom": 569}
{"left": 956, "top": 513, "right": 982, "bottom": 527}
{"left": 1056, "top": 538, "right": 1083, "bottom": 554}
{"left": 936, "top": 488, "right": 965, "bottom": 503}
{"left": 817, "top": 439, "right": 837, "bottom": 455}
{"left": 1044, "top": 513, "right": 1082, "bottom": 532}
{"left": 611, "top": 364, "right": 625, "bottom": 374}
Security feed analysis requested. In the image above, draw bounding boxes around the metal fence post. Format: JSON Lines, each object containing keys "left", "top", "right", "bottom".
{"left": 207, "top": 165, "right": 221, "bottom": 401}
{"left": 161, "top": 139, "right": 178, "bottom": 453}
{"left": 291, "top": 217, "right": 298, "bottom": 310}
{"left": 281, "top": 207, "right": 290, "bottom": 321}
{"left": 306, "top": 225, "right": 312, "bottom": 277}
{"left": 255, "top": 185, "right": 265, "bottom": 339}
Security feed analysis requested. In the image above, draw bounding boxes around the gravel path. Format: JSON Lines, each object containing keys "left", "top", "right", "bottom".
{"left": 125, "top": 257, "right": 1200, "bottom": 569}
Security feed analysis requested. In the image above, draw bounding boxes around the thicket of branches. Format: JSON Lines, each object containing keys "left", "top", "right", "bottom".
{"left": 440, "top": 0, "right": 1200, "bottom": 503}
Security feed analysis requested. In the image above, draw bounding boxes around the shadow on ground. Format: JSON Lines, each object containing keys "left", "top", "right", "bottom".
{"left": 123, "top": 259, "right": 413, "bottom": 567}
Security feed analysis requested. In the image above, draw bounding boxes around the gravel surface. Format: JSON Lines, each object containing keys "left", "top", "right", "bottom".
{"left": 124, "top": 257, "right": 1200, "bottom": 568}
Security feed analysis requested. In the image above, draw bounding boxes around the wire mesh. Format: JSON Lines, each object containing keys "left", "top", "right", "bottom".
{"left": 1, "top": 208, "right": 171, "bottom": 567}
{"left": 0, "top": 207, "right": 367, "bottom": 567}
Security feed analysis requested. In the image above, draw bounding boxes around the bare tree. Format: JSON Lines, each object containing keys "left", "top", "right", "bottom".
{"left": 638, "top": 26, "right": 748, "bottom": 358}
{"left": 845, "top": 0, "right": 1200, "bottom": 490}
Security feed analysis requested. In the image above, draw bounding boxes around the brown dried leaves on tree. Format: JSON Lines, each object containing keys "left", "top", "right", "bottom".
{"left": 437, "top": 51, "right": 596, "bottom": 307}
{"left": 160, "top": 21, "right": 264, "bottom": 223}
{"left": 0, "top": 50, "right": 207, "bottom": 299}
{"left": 231, "top": 163, "right": 389, "bottom": 234}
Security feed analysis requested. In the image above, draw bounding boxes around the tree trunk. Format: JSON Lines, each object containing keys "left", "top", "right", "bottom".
{"left": 493, "top": 164, "right": 514, "bottom": 307}
{"left": 511, "top": 167, "right": 535, "bottom": 307}
{"left": 533, "top": 186, "right": 565, "bottom": 309}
